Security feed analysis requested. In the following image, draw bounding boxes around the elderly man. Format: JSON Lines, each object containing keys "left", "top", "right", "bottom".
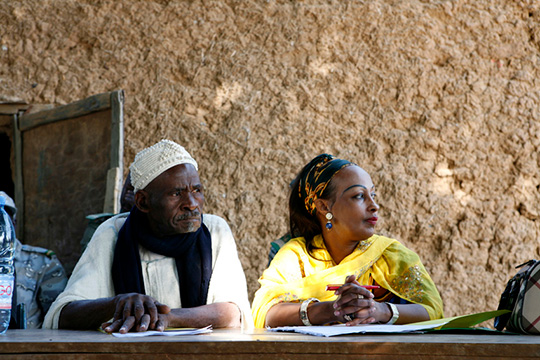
{"left": 43, "top": 140, "right": 252, "bottom": 332}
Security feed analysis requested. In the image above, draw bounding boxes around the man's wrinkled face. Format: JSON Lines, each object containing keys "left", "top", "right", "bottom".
{"left": 138, "top": 164, "right": 204, "bottom": 237}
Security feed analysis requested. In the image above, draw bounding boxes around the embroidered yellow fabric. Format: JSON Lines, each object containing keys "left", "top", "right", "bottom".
{"left": 251, "top": 234, "right": 444, "bottom": 328}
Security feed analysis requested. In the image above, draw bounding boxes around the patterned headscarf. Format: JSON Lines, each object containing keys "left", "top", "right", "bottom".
{"left": 298, "top": 154, "right": 354, "bottom": 216}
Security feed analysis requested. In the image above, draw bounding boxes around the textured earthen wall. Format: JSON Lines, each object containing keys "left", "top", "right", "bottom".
{"left": 1, "top": 0, "right": 539, "bottom": 320}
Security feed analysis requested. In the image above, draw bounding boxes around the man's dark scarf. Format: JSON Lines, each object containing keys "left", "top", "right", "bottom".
{"left": 112, "top": 207, "right": 212, "bottom": 308}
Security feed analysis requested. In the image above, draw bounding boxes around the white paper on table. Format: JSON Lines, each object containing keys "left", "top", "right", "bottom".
{"left": 268, "top": 320, "right": 449, "bottom": 337}
{"left": 111, "top": 325, "right": 213, "bottom": 338}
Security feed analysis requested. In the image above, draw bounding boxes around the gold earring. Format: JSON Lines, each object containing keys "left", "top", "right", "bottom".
{"left": 325, "top": 212, "right": 333, "bottom": 230}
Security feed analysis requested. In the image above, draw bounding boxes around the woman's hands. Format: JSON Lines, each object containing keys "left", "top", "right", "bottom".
{"left": 265, "top": 274, "right": 430, "bottom": 327}
{"left": 332, "top": 275, "right": 392, "bottom": 325}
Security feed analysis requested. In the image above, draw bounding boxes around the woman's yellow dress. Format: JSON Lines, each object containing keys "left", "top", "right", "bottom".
{"left": 252, "top": 234, "right": 444, "bottom": 328}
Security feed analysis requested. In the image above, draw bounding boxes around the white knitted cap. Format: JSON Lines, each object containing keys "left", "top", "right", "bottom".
{"left": 129, "top": 140, "right": 198, "bottom": 193}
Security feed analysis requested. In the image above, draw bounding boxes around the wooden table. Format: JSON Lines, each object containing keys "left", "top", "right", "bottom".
{"left": 1, "top": 328, "right": 540, "bottom": 359}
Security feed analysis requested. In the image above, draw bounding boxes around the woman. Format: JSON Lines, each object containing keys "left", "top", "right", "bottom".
{"left": 252, "top": 154, "right": 443, "bottom": 328}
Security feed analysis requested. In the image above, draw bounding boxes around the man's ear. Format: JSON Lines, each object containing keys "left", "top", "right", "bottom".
{"left": 134, "top": 190, "right": 150, "bottom": 213}
{"left": 314, "top": 198, "right": 331, "bottom": 215}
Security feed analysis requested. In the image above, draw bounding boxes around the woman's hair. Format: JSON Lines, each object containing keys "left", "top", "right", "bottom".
{"left": 289, "top": 154, "right": 353, "bottom": 256}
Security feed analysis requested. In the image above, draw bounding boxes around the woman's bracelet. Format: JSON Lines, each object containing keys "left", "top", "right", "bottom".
{"left": 385, "top": 302, "right": 399, "bottom": 325}
{"left": 299, "top": 298, "right": 320, "bottom": 326}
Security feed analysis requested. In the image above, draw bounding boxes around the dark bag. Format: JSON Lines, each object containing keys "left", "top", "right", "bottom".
{"left": 495, "top": 260, "right": 540, "bottom": 334}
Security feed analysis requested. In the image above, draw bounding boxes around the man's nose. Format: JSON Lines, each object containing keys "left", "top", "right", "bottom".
{"left": 181, "top": 192, "right": 199, "bottom": 210}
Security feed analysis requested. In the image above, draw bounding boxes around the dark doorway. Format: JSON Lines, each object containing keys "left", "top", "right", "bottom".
{"left": 0, "top": 133, "right": 14, "bottom": 198}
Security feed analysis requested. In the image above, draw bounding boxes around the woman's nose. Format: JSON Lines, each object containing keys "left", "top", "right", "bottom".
{"left": 368, "top": 197, "right": 379, "bottom": 211}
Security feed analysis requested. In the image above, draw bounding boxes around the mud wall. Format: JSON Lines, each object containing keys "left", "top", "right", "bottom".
{"left": 1, "top": 0, "right": 540, "bottom": 319}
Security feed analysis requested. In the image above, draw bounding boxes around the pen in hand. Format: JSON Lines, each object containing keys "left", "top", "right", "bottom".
{"left": 326, "top": 284, "right": 380, "bottom": 291}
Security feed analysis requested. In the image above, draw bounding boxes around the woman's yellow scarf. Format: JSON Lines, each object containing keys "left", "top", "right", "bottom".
{"left": 252, "top": 234, "right": 443, "bottom": 328}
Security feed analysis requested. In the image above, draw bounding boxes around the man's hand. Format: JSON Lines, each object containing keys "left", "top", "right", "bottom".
{"left": 59, "top": 297, "right": 239, "bottom": 332}
{"left": 101, "top": 293, "right": 171, "bottom": 334}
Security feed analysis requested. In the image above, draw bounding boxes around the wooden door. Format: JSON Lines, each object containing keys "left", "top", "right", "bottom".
{"left": 13, "top": 90, "right": 124, "bottom": 272}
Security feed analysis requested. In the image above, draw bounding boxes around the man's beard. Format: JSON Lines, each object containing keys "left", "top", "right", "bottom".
{"left": 176, "top": 210, "right": 201, "bottom": 233}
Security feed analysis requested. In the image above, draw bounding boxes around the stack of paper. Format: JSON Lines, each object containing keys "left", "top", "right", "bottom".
{"left": 112, "top": 325, "right": 213, "bottom": 338}
{"left": 268, "top": 310, "right": 509, "bottom": 337}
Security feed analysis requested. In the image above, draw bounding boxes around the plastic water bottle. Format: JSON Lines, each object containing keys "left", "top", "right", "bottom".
{"left": 0, "top": 196, "right": 15, "bottom": 334}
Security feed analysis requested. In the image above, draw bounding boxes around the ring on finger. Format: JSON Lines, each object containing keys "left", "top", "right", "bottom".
{"left": 343, "top": 313, "right": 355, "bottom": 322}
{"left": 357, "top": 294, "right": 364, "bottom": 299}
